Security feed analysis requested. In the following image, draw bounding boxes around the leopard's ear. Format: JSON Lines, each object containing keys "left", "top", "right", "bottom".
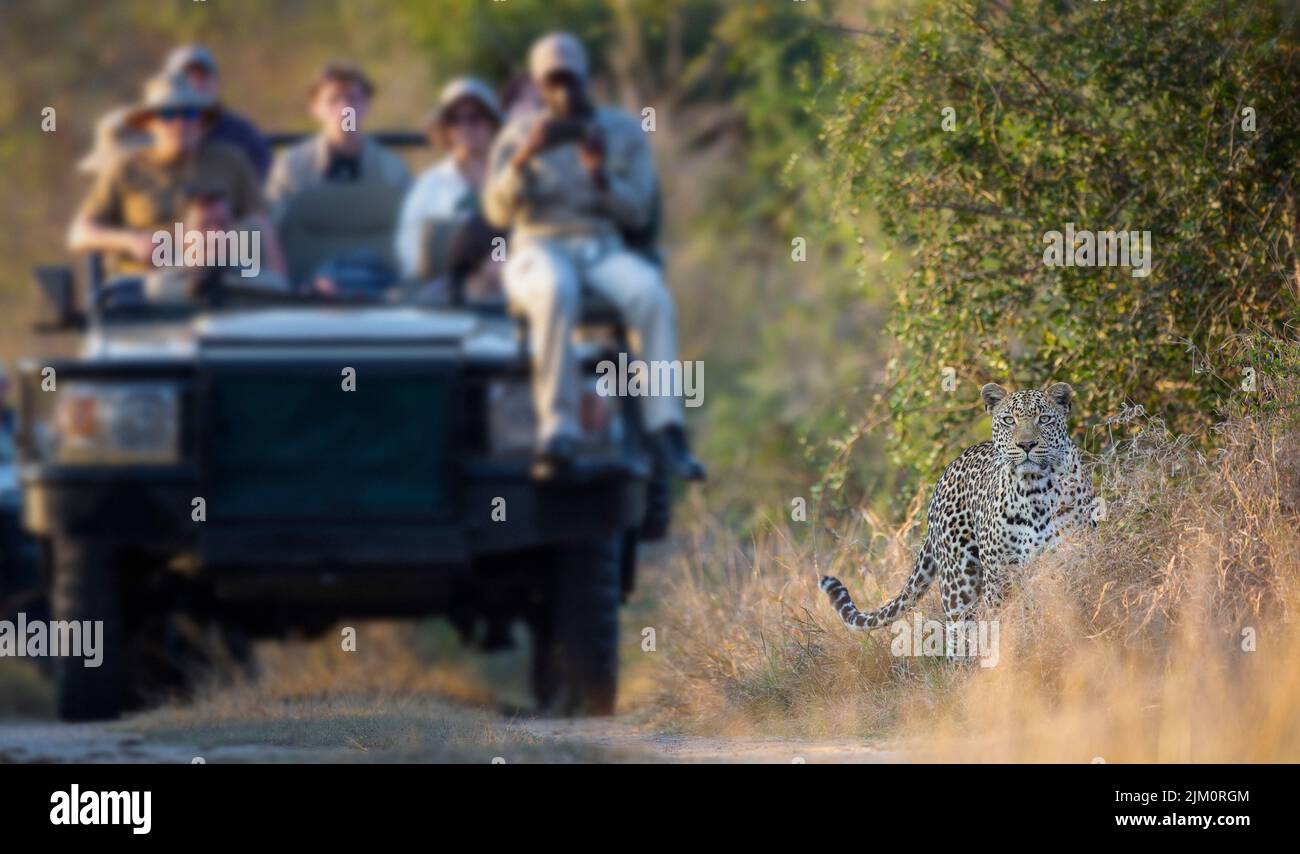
{"left": 981, "top": 383, "right": 1008, "bottom": 413}
{"left": 1045, "top": 381, "right": 1075, "bottom": 413}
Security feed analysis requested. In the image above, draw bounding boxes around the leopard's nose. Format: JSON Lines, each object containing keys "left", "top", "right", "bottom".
{"left": 1017, "top": 440, "right": 1038, "bottom": 452}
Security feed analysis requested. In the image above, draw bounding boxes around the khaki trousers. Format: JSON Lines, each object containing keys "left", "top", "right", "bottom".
{"left": 503, "top": 236, "right": 684, "bottom": 444}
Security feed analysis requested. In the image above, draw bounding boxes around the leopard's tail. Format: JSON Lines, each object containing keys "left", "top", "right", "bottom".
{"left": 819, "top": 538, "right": 937, "bottom": 631}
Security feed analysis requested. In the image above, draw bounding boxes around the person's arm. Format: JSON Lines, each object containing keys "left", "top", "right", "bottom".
{"left": 263, "top": 148, "right": 296, "bottom": 230}
{"left": 585, "top": 118, "right": 655, "bottom": 232}
{"left": 577, "top": 114, "right": 655, "bottom": 231}
{"left": 247, "top": 212, "right": 287, "bottom": 277}
{"left": 394, "top": 174, "right": 433, "bottom": 279}
{"left": 229, "top": 152, "right": 288, "bottom": 277}
{"left": 66, "top": 167, "right": 157, "bottom": 263}
{"left": 67, "top": 219, "right": 157, "bottom": 263}
{"left": 482, "top": 120, "right": 549, "bottom": 230}
{"left": 224, "top": 151, "right": 288, "bottom": 274}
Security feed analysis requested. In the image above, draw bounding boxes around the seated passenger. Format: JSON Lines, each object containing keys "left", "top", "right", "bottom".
{"left": 266, "top": 62, "right": 411, "bottom": 294}
{"left": 144, "top": 185, "right": 290, "bottom": 304}
{"left": 395, "top": 77, "right": 504, "bottom": 301}
{"left": 162, "top": 44, "right": 273, "bottom": 181}
{"left": 68, "top": 73, "right": 287, "bottom": 279}
{"left": 483, "top": 32, "right": 704, "bottom": 481}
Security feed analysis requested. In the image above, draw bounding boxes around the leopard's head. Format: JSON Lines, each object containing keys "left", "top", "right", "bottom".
{"left": 981, "top": 382, "right": 1076, "bottom": 473}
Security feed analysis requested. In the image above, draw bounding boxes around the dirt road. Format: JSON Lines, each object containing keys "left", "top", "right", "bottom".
{"left": 0, "top": 621, "right": 901, "bottom": 763}
{"left": 0, "top": 712, "right": 899, "bottom": 764}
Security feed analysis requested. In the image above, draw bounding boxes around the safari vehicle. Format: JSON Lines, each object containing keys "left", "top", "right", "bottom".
{"left": 16, "top": 132, "right": 671, "bottom": 722}
{"left": 1, "top": 428, "right": 41, "bottom": 620}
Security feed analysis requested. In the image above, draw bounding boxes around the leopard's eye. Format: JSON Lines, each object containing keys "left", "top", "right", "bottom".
{"left": 1000, "top": 415, "right": 1015, "bottom": 427}
{"left": 1038, "top": 414, "right": 1053, "bottom": 425}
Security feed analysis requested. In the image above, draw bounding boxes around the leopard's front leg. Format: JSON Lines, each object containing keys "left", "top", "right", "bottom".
{"left": 979, "top": 559, "right": 1012, "bottom": 610}
{"left": 942, "top": 553, "right": 982, "bottom": 663}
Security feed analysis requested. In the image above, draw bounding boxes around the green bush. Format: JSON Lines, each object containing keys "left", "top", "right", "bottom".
{"left": 823, "top": 0, "right": 1300, "bottom": 484}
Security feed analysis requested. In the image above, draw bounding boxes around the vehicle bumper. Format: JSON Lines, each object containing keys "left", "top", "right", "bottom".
{"left": 21, "top": 465, "right": 645, "bottom": 566}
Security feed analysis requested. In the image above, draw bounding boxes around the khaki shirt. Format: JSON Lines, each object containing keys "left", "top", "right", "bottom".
{"left": 76, "top": 139, "right": 266, "bottom": 272}
{"left": 483, "top": 107, "right": 655, "bottom": 244}
{"left": 78, "top": 141, "right": 265, "bottom": 272}
{"left": 265, "top": 134, "right": 411, "bottom": 228}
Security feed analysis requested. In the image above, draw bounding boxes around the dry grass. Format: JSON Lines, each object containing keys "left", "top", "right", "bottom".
{"left": 650, "top": 392, "right": 1300, "bottom": 762}
{"left": 7, "top": 391, "right": 1300, "bottom": 762}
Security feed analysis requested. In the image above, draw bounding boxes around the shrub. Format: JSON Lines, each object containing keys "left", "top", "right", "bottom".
{"left": 822, "top": 0, "right": 1300, "bottom": 484}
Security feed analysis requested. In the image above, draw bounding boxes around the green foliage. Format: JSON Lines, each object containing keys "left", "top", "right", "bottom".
{"left": 823, "top": 0, "right": 1300, "bottom": 485}
{"left": 394, "top": 0, "right": 826, "bottom": 106}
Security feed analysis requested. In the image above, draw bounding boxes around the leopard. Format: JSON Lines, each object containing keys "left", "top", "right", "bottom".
{"left": 820, "top": 382, "right": 1096, "bottom": 649}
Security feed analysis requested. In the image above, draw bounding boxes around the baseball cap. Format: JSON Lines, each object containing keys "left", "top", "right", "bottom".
{"left": 528, "top": 32, "right": 589, "bottom": 83}
{"left": 163, "top": 44, "right": 218, "bottom": 77}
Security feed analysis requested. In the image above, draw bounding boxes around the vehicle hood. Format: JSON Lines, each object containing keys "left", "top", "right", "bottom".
{"left": 197, "top": 308, "right": 479, "bottom": 342}
{"left": 83, "top": 307, "right": 519, "bottom": 361}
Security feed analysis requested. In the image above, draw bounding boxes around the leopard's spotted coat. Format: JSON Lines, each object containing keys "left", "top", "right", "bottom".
{"left": 820, "top": 383, "right": 1095, "bottom": 640}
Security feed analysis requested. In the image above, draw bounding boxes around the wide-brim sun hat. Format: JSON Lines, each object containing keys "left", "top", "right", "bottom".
{"left": 77, "top": 105, "right": 151, "bottom": 173}
{"left": 124, "top": 73, "right": 219, "bottom": 129}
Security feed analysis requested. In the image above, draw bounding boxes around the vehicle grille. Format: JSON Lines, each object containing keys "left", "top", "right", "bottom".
{"left": 202, "top": 369, "right": 454, "bottom": 522}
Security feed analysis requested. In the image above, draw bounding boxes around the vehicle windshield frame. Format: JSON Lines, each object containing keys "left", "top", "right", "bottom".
{"left": 93, "top": 279, "right": 404, "bottom": 326}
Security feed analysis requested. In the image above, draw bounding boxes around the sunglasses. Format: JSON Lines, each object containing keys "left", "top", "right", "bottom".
{"left": 156, "top": 106, "right": 203, "bottom": 122}
{"left": 445, "top": 109, "right": 492, "bottom": 127}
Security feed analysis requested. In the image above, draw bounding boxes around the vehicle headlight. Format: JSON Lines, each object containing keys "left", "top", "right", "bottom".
{"left": 49, "top": 382, "right": 180, "bottom": 465}
{"left": 577, "top": 378, "right": 624, "bottom": 455}
{"left": 487, "top": 378, "right": 623, "bottom": 457}
{"left": 488, "top": 379, "right": 536, "bottom": 456}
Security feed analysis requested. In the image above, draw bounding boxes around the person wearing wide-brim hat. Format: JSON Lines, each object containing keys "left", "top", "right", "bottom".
{"left": 394, "top": 76, "right": 503, "bottom": 283}
{"left": 121, "top": 72, "right": 220, "bottom": 129}
{"left": 426, "top": 77, "right": 503, "bottom": 141}
{"left": 162, "top": 43, "right": 272, "bottom": 180}
{"left": 68, "top": 73, "right": 287, "bottom": 279}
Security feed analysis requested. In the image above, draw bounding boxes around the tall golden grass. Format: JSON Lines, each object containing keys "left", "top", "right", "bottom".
{"left": 652, "top": 379, "right": 1300, "bottom": 762}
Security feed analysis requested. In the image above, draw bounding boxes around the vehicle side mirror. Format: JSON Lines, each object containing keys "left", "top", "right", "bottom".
{"left": 32, "top": 265, "right": 85, "bottom": 332}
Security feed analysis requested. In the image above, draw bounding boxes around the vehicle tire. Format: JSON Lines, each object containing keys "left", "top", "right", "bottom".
{"left": 532, "top": 533, "right": 622, "bottom": 717}
{"left": 50, "top": 541, "right": 126, "bottom": 722}
{"left": 639, "top": 468, "right": 672, "bottom": 541}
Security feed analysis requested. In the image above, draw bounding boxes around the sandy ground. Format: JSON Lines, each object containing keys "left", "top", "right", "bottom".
{"left": 0, "top": 722, "right": 304, "bottom": 764}
{"left": 0, "top": 713, "right": 899, "bottom": 764}
{"left": 0, "top": 615, "right": 902, "bottom": 764}
{"left": 511, "top": 717, "right": 900, "bottom": 764}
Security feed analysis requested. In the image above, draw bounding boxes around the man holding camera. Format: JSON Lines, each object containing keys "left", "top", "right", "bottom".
{"left": 484, "top": 32, "right": 704, "bottom": 481}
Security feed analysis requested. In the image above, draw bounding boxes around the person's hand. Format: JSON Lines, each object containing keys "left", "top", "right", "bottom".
{"left": 310, "top": 276, "right": 340, "bottom": 296}
{"left": 130, "top": 232, "right": 161, "bottom": 265}
{"left": 579, "top": 127, "right": 607, "bottom": 188}
{"left": 510, "top": 120, "right": 552, "bottom": 169}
